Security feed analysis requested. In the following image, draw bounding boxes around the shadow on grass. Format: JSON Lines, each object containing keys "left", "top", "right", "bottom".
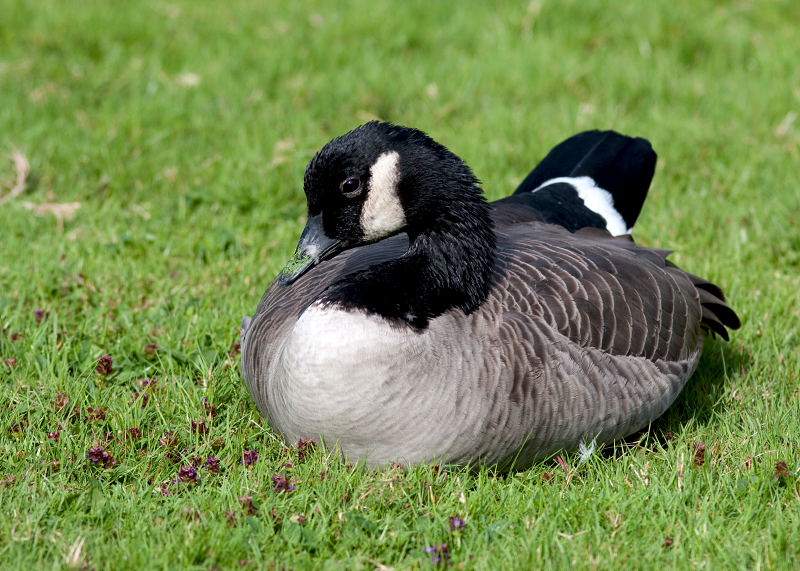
{"left": 662, "top": 338, "right": 751, "bottom": 424}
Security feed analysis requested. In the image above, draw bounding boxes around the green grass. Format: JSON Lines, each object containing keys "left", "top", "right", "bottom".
{"left": 2, "top": 0, "right": 800, "bottom": 569}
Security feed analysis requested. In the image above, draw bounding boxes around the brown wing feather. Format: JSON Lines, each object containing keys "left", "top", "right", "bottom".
{"left": 492, "top": 224, "right": 723, "bottom": 363}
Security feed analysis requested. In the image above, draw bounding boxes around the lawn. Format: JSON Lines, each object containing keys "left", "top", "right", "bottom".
{"left": 1, "top": 0, "right": 799, "bottom": 569}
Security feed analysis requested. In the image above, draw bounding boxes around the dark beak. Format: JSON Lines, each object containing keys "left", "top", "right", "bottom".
{"left": 277, "top": 214, "right": 346, "bottom": 286}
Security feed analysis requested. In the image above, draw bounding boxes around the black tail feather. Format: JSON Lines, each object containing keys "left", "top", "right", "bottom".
{"left": 512, "top": 130, "right": 657, "bottom": 231}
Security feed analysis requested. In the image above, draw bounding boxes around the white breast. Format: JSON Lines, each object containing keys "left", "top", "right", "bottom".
{"left": 268, "top": 303, "right": 492, "bottom": 466}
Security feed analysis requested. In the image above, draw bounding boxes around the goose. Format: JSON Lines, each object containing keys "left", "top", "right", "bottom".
{"left": 240, "top": 122, "right": 740, "bottom": 471}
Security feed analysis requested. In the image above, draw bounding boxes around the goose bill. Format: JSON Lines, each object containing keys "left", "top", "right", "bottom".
{"left": 278, "top": 214, "right": 346, "bottom": 286}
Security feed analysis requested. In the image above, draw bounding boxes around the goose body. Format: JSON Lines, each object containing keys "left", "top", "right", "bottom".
{"left": 241, "top": 123, "right": 739, "bottom": 470}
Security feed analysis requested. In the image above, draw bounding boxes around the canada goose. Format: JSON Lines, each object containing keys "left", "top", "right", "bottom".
{"left": 241, "top": 122, "right": 740, "bottom": 470}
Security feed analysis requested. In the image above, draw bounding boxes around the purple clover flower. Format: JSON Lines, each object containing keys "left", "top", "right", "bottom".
{"left": 47, "top": 425, "right": 62, "bottom": 442}
{"left": 126, "top": 427, "right": 142, "bottom": 440}
{"left": 239, "top": 449, "right": 258, "bottom": 466}
{"left": 159, "top": 431, "right": 177, "bottom": 447}
{"left": 296, "top": 438, "right": 317, "bottom": 463}
{"left": 271, "top": 473, "right": 294, "bottom": 493}
{"left": 86, "top": 446, "right": 117, "bottom": 469}
{"left": 775, "top": 461, "right": 792, "bottom": 481}
{"left": 424, "top": 543, "right": 450, "bottom": 564}
{"left": 174, "top": 465, "right": 199, "bottom": 484}
{"left": 204, "top": 457, "right": 220, "bottom": 473}
{"left": 9, "top": 417, "right": 28, "bottom": 434}
{"left": 86, "top": 446, "right": 106, "bottom": 463}
{"left": 202, "top": 397, "right": 217, "bottom": 417}
{"left": 34, "top": 309, "right": 48, "bottom": 326}
{"left": 238, "top": 495, "right": 256, "bottom": 515}
{"left": 448, "top": 516, "right": 465, "bottom": 533}
{"left": 84, "top": 406, "right": 107, "bottom": 422}
{"left": 189, "top": 418, "right": 209, "bottom": 435}
{"left": 96, "top": 354, "right": 113, "bottom": 375}
{"left": 50, "top": 392, "right": 69, "bottom": 412}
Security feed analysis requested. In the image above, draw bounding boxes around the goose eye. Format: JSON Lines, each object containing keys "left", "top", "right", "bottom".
{"left": 341, "top": 178, "right": 362, "bottom": 198}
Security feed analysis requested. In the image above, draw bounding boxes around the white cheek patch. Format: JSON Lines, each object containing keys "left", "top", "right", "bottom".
{"left": 361, "top": 151, "right": 406, "bottom": 241}
{"left": 533, "top": 176, "right": 632, "bottom": 236}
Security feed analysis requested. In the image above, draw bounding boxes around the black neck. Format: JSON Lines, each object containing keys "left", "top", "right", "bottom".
{"left": 321, "top": 188, "right": 496, "bottom": 328}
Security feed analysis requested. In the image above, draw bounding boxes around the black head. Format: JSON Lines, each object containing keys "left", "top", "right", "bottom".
{"left": 279, "top": 122, "right": 484, "bottom": 284}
